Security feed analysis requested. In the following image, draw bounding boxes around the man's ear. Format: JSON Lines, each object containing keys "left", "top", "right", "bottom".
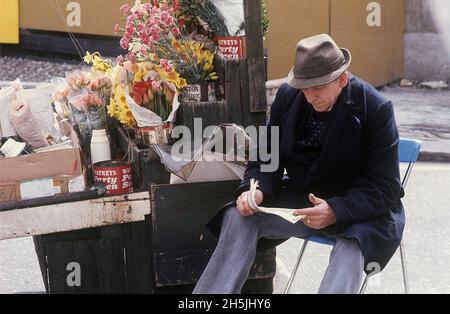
{"left": 339, "top": 71, "right": 349, "bottom": 88}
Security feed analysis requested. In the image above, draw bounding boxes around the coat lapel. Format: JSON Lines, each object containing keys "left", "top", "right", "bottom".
{"left": 304, "top": 84, "right": 363, "bottom": 185}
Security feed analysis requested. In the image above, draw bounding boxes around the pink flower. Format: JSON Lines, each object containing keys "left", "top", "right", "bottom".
{"left": 120, "top": 37, "right": 130, "bottom": 49}
{"left": 171, "top": 27, "right": 180, "bottom": 37}
{"left": 127, "top": 52, "right": 137, "bottom": 63}
{"left": 160, "top": 11, "right": 170, "bottom": 22}
{"left": 89, "top": 80, "right": 99, "bottom": 91}
{"left": 159, "top": 59, "right": 172, "bottom": 72}
{"left": 172, "top": 0, "right": 180, "bottom": 11}
{"left": 116, "top": 55, "right": 124, "bottom": 66}
{"left": 137, "top": 23, "right": 145, "bottom": 32}
{"left": 142, "top": 3, "right": 152, "bottom": 11}
{"left": 114, "top": 24, "right": 120, "bottom": 34}
{"left": 87, "top": 94, "right": 103, "bottom": 107}
{"left": 163, "top": 16, "right": 174, "bottom": 27}
{"left": 152, "top": 81, "right": 162, "bottom": 90}
{"left": 120, "top": 4, "right": 131, "bottom": 15}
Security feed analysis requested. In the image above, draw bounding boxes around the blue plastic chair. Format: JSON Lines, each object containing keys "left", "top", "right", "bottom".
{"left": 284, "top": 138, "right": 422, "bottom": 294}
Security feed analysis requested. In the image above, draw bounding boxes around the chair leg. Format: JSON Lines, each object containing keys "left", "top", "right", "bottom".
{"left": 359, "top": 243, "right": 410, "bottom": 294}
{"left": 359, "top": 274, "right": 369, "bottom": 294}
{"left": 399, "top": 242, "right": 410, "bottom": 294}
{"left": 284, "top": 240, "right": 309, "bottom": 294}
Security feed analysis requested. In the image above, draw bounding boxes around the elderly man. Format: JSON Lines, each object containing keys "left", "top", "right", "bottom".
{"left": 193, "top": 34, "right": 404, "bottom": 294}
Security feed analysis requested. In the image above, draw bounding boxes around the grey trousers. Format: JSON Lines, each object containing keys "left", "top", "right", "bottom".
{"left": 193, "top": 206, "right": 364, "bottom": 294}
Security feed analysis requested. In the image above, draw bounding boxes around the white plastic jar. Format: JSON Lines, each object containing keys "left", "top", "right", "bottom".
{"left": 90, "top": 129, "right": 111, "bottom": 165}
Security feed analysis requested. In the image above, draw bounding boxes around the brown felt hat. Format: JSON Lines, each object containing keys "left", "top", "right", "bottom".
{"left": 287, "top": 34, "right": 352, "bottom": 89}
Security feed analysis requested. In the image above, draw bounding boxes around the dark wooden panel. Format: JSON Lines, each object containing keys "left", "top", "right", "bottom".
{"left": 244, "top": 0, "right": 267, "bottom": 113}
{"left": 46, "top": 241, "right": 77, "bottom": 294}
{"left": 123, "top": 218, "right": 155, "bottom": 293}
{"left": 151, "top": 181, "right": 240, "bottom": 285}
{"left": 97, "top": 237, "right": 127, "bottom": 293}
{"left": 38, "top": 228, "right": 101, "bottom": 245}
{"left": 239, "top": 59, "right": 251, "bottom": 127}
{"left": 70, "top": 240, "right": 103, "bottom": 294}
{"left": 97, "top": 225, "right": 127, "bottom": 293}
{"left": 225, "top": 60, "right": 243, "bottom": 124}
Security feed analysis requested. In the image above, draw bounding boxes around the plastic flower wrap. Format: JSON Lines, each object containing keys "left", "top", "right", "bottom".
{"left": 69, "top": 92, "right": 107, "bottom": 135}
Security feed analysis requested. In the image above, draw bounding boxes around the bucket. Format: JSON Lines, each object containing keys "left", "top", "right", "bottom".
{"left": 93, "top": 160, "right": 133, "bottom": 195}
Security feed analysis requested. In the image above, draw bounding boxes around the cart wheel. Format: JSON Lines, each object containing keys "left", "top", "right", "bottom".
{"left": 241, "top": 277, "right": 274, "bottom": 294}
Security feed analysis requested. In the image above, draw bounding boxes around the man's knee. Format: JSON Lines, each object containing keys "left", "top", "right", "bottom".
{"left": 334, "top": 237, "right": 363, "bottom": 261}
{"left": 221, "top": 206, "right": 261, "bottom": 233}
{"left": 222, "top": 206, "right": 241, "bottom": 223}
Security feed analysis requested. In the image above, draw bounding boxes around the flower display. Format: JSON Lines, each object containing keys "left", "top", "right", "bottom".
{"left": 115, "top": 0, "right": 218, "bottom": 85}
{"left": 108, "top": 60, "right": 179, "bottom": 127}
{"left": 52, "top": 52, "right": 114, "bottom": 168}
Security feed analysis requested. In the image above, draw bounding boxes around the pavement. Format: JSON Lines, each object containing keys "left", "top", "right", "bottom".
{"left": 380, "top": 86, "right": 450, "bottom": 161}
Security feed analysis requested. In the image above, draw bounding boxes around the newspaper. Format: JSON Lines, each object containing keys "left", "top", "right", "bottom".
{"left": 246, "top": 179, "right": 305, "bottom": 224}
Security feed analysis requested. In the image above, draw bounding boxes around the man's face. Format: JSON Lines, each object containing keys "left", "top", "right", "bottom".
{"left": 302, "top": 73, "right": 348, "bottom": 112}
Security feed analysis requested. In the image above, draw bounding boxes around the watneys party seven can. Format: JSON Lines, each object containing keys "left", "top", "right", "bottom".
{"left": 93, "top": 161, "right": 133, "bottom": 195}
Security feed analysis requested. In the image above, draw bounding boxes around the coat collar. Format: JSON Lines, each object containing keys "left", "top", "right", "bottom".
{"left": 281, "top": 77, "right": 365, "bottom": 185}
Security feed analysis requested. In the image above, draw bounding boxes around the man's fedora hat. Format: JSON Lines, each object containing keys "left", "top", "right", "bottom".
{"left": 287, "top": 34, "right": 352, "bottom": 89}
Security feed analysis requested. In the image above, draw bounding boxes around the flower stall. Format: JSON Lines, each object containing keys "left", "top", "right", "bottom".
{"left": 0, "top": 0, "right": 272, "bottom": 294}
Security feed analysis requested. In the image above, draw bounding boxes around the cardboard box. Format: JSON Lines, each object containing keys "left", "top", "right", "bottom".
{"left": 0, "top": 132, "right": 83, "bottom": 183}
{"left": 0, "top": 130, "right": 85, "bottom": 204}
{"left": 0, "top": 173, "right": 86, "bottom": 204}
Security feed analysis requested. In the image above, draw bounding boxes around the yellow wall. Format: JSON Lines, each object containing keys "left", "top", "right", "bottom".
{"left": 265, "top": 0, "right": 404, "bottom": 86}
{"left": 0, "top": 0, "right": 19, "bottom": 44}
{"left": 265, "top": 0, "right": 330, "bottom": 81}
{"left": 20, "top": 0, "right": 133, "bottom": 37}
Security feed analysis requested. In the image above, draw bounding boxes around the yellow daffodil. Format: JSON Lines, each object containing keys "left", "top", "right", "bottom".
{"left": 84, "top": 51, "right": 113, "bottom": 75}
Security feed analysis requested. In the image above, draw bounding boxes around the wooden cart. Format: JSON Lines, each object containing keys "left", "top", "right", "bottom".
{"left": 0, "top": 0, "right": 274, "bottom": 293}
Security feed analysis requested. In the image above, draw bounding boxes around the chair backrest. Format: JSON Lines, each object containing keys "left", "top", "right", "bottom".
{"left": 398, "top": 138, "right": 422, "bottom": 188}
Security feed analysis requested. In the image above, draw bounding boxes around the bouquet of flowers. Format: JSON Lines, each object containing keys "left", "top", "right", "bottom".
{"left": 115, "top": 0, "right": 218, "bottom": 85}
{"left": 52, "top": 53, "right": 113, "bottom": 167}
{"left": 108, "top": 60, "right": 180, "bottom": 128}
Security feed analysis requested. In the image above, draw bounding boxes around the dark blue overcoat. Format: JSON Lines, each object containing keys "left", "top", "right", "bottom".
{"left": 208, "top": 75, "right": 405, "bottom": 272}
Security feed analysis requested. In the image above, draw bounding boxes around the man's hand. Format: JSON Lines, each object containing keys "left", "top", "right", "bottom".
{"left": 236, "top": 189, "right": 263, "bottom": 217}
{"left": 294, "top": 194, "right": 337, "bottom": 229}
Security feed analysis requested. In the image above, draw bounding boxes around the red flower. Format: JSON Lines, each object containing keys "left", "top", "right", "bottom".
{"left": 133, "top": 93, "right": 143, "bottom": 105}
{"left": 133, "top": 81, "right": 152, "bottom": 105}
